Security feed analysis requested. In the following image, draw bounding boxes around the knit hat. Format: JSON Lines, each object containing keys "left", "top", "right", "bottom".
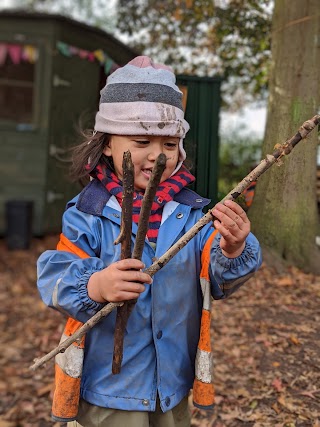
{"left": 94, "top": 56, "right": 190, "bottom": 172}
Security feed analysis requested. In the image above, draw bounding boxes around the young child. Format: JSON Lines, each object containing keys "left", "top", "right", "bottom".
{"left": 37, "top": 56, "right": 262, "bottom": 427}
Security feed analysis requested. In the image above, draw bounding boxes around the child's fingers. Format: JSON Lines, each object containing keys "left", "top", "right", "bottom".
{"left": 212, "top": 206, "right": 244, "bottom": 233}
{"left": 212, "top": 202, "right": 249, "bottom": 232}
{"left": 115, "top": 292, "right": 143, "bottom": 301}
{"left": 109, "top": 286, "right": 145, "bottom": 302}
{"left": 213, "top": 220, "right": 240, "bottom": 243}
{"left": 115, "top": 269, "right": 153, "bottom": 285}
{"left": 116, "top": 258, "right": 146, "bottom": 271}
{"left": 224, "top": 200, "right": 249, "bottom": 223}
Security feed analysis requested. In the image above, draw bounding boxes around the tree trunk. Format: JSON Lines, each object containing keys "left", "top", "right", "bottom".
{"left": 249, "top": 0, "right": 320, "bottom": 273}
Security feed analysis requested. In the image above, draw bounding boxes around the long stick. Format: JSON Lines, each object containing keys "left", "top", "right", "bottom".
{"left": 30, "top": 114, "right": 320, "bottom": 371}
{"left": 30, "top": 302, "right": 123, "bottom": 370}
{"left": 112, "top": 151, "right": 134, "bottom": 374}
{"left": 112, "top": 153, "right": 167, "bottom": 374}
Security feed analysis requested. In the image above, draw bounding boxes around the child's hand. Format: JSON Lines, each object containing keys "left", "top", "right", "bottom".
{"left": 211, "top": 200, "right": 250, "bottom": 258}
{"left": 87, "top": 259, "right": 152, "bottom": 303}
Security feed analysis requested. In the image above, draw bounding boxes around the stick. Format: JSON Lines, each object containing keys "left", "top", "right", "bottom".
{"left": 112, "top": 153, "right": 167, "bottom": 374}
{"left": 112, "top": 151, "right": 135, "bottom": 374}
{"left": 30, "top": 114, "right": 320, "bottom": 370}
{"left": 132, "top": 153, "right": 167, "bottom": 260}
{"left": 113, "top": 151, "right": 134, "bottom": 254}
{"left": 30, "top": 302, "right": 123, "bottom": 370}
{"left": 145, "top": 114, "right": 320, "bottom": 276}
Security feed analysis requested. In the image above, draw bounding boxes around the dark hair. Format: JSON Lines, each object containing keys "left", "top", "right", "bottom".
{"left": 69, "top": 130, "right": 113, "bottom": 185}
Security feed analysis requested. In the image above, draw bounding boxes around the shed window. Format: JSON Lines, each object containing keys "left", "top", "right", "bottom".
{"left": 0, "top": 43, "right": 37, "bottom": 128}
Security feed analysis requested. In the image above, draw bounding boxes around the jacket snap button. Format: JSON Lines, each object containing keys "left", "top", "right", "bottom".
{"left": 195, "top": 198, "right": 203, "bottom": 203}
{"left": 165, "top": 397, "right": 171, "bottom": 406}
{"left": 176, "top": 212, "right": 183, "bottom": 219}
{"left": 157, "top": 331, "right": 162, "bottom": 339}
{"left": 142, "top": 399, "right": 149, "bottom": 406}
{"left": 112, "top": 213, "right": 120, "bottom": 218}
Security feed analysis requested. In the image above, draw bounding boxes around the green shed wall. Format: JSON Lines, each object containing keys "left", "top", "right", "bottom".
{"left": 0, "top": 11, "right": 137, "bottom": 235}
{"left": 0, "top": 20, "right": 53, "bottom": 235}
{"left": 177, "top": 75, "right": 221, "bottom": 208}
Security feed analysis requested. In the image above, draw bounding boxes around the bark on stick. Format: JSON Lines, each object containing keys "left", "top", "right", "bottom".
{"left": 30, "top": 302, "right": 123, "bottom": 370}
{"left": 31, "top": 114, "right": 320, "bottom": 370}
{"left": 112, "top": 153, "right": 167, "bottom": 374}
{"left": 112, "top": 151, "right": 134, "bottom": 374}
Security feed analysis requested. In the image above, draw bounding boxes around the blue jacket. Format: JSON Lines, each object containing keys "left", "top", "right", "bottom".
{"left": 37, "top": 180, "right": 261, "bottom": 413}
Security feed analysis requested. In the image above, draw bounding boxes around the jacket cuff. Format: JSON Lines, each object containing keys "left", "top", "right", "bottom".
{"left": 77, "top": 270, "right": 105, "bottom": 311}
{"left": 212, "top": 235, "right": 255, "bottom": 268}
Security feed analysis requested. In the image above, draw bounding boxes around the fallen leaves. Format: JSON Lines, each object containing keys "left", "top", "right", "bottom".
{"left": 0, "top": 238, "right": 320, "bottom": 426}
{"left": 0, "top": 237, "right": 62, "bottom": 427}
{"left": 191, "top": 262, "right": 320, "bottom": 426}
{"left": 272, "top": 378, "right": 285, "bottom": 393}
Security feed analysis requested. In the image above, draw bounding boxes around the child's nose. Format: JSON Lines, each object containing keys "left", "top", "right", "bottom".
{"left": 147, "top": 145, "right": 163, "bottom": 160}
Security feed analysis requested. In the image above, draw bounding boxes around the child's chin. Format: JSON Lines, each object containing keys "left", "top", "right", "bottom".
{"left": 134, "top": 182, "right": 148, "bottom": 191}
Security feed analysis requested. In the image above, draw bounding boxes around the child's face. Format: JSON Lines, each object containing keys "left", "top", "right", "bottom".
{"left": 103, "top": 135, "right": 180, "bottom": 191}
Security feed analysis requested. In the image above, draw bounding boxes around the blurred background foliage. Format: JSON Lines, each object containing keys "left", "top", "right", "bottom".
{"left": 8, "top": 0, "right": 273, "bottom": 108}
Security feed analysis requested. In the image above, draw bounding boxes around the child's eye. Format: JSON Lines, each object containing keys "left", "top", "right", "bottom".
{"left": 165, "top": 142, "right": 178, "bottom": 149}
{"left": 134, "top": 140, "right": 149, "bottom": 145}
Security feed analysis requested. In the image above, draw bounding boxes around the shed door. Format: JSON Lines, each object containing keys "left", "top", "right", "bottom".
{"left": 45, "top": 54, "right": 102, "bottom": 232}
{"left": 0, "top": 39, "right": 49, "bottom": 235}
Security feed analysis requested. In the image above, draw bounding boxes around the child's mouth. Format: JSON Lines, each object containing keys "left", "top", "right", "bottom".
{"left": 141, "top": 169, "right": 152, "bottom": 178}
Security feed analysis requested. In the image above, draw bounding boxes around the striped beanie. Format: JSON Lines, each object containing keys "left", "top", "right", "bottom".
{"left": 94, "top": 56, "right": 190, "bottom": 172}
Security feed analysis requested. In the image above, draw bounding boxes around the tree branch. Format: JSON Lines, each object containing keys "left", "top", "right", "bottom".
{"left": 30, "top": 302, "right": 123, "bottom": 371}
{"left": 30, "top": 114, "right": 320, "bottom": 371}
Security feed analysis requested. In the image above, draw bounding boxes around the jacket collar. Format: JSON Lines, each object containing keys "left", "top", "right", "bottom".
{"left": 75, "top": 179, "right": 210, "bottom": 216}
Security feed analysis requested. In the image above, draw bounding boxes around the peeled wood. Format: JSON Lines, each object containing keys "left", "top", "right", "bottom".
{"left": 30, "top": 114, "right": 320, "bottom": 371}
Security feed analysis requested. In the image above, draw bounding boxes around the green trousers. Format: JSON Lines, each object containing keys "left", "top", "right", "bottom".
{"left": 67, "top": 395, "right": 190, "bottom": 427}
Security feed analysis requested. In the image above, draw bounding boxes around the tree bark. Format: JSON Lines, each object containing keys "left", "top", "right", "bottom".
{"left": 249, "top": 0, "right": 320, "bottom": 273}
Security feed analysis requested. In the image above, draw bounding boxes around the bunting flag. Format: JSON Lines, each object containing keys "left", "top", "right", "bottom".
{"left": 0, "top": 43, "right": 39, "bottom": 66}
{"left": 56, "top": 41, "right": 119, "bottom": 75}
{"left": 0, "top": 41, "right": 117, "bottom": 76}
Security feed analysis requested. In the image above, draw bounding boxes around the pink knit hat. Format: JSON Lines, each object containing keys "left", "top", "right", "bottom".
{"left": 94, "top": 56, "right": 189, "bottom": 173}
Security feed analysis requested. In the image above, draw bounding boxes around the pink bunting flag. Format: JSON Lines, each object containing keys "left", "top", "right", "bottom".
{"left": 79, "top": 49, "right": 89, "bottom": 59}
{"left": 8, "top": 44, "right": 22, "bottom": 65}
{"left": 87, "top": 52, "right": 95, "bottom": 62}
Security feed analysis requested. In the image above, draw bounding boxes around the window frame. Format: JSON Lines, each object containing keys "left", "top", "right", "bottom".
{"left": 0, "top": 40, "right": 40, "bottom": 132}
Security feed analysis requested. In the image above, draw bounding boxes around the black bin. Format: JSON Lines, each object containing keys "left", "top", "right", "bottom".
{"left": 6, "top": 200, "right": 33, "bottom": 250}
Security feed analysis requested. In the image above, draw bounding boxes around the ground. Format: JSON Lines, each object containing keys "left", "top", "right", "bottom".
{"left": 0, "top": 236, "right": 319, "bottom": 427}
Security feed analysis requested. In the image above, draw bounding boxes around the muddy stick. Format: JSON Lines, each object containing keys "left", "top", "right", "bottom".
{"left": 30, "top": 114, "right": 320, "bottom": 370}
{"left": 112, "top": 151, "right": 135, "bottom": 374}
{"left": 112, "top": 153, "right": 167, "bottom": 374}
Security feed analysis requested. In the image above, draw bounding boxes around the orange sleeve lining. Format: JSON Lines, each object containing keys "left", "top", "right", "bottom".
{"left": 200, "top": 229, "right": 218, "bottom": 281}
{"left": 56, "top": 233, "right": 91, "bottom": 259}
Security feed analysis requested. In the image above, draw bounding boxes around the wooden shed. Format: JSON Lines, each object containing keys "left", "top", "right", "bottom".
{"left": 0, "top": 10, "right": 221, "bottom": 238}
{"left": 0, "top": 10, "right": 138, "bottom": 235}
